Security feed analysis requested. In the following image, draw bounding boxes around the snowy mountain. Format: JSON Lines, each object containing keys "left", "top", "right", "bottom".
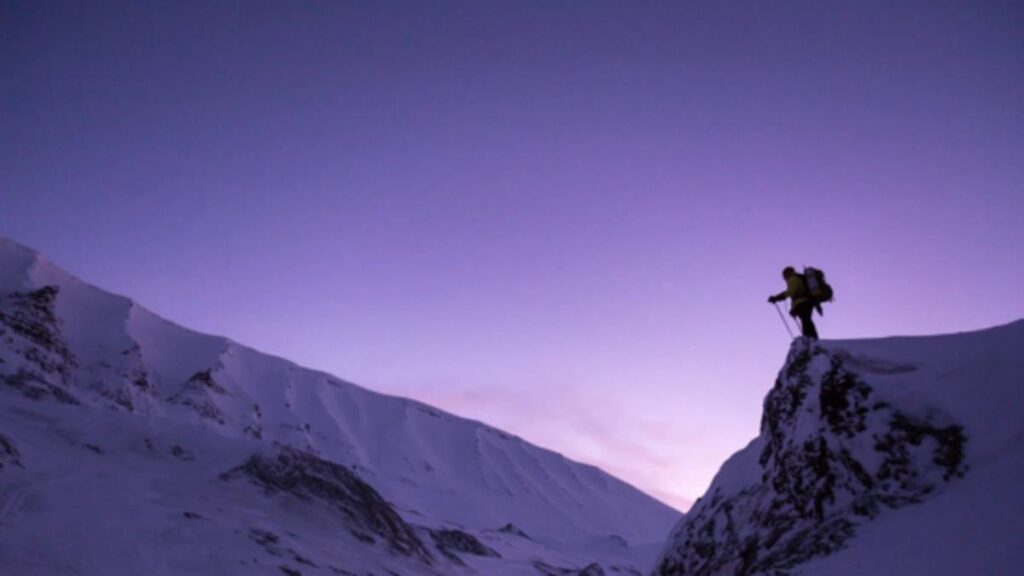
{"left": 0, "top": 237, "right": 681, "bottom": 575}
{"left": 654, "top": 321, "right": 1024, "bottom": 575}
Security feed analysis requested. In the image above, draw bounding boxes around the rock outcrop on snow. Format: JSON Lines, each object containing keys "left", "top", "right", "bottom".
{"left": 222, "top": 447, "right": 433, "bottom": 563}
{"left": 654, "top": 339, "right": 969, "bottom": 576}
{"left": 429, "top": 527, "right": 502, "bottom": 563}
{"left": 0, "top": 286, "right": 78, "bottom": 404}
{"left": 0, "top": 237, "right": 679, "bottom": 574}
{"left": 0, "top": 433, "right": 21, "bottom": 471}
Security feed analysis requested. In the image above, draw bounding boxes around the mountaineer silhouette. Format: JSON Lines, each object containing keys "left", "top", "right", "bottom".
{"left": 768, "top": 266, "right": 833, "bottom": 340}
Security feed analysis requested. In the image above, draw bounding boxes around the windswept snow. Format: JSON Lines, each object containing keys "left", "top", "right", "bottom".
{"left": 0, "top": 236, "right": 680, "bottom": 575}
{"left": 793, "top": 324, "right": 1024, "bottom": 575}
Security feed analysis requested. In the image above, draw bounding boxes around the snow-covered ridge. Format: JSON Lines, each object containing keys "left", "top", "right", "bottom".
{"left": 653, "top": 320, "right": 1024, "bottom": 575}
{"left": 0, "top": 236, "right": 679, "bottom": 571}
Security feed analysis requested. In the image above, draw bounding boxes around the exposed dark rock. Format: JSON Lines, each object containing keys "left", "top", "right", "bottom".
{"left": 169, "top": 369, "right": 229, "bottom": 424}
{"left": 534, "top": 560, "right": 607, "bottom": 575}
{"left": 248, "top": 528, "right": 318, "bottom": 568}
{"left": 655, "top": 341, "right": 967, "bottom": 576}
{"left": 107, "top": 367, "right": 154, "bottom": 411}
{"left": 251, "top": 528, "right": 281, "bottom": 547}
{"left": 244, "top": 403, "right": 264, "bottom": 439}
{"left": 0, "top": 286, "right": 78, "bottom": 403}
{"left": 833, "top": 350, "right": 917, "bottom": 375}
{"left": 222, "top": 447, "right": 431, "bottom": 563}
{"left": 132, "top": 373, "right": 151, "bottom": 390}
{"left": 170, "top": 445, "right": 195, "bottom": 461}
{"left": 83, "top": 443, "right": 104, "bottom": 454}
{"left": 196, "top": 369, "right": 228, "bottom": 393}
{"left": 1, "top": 368, "right": 79, "bottom": 404}
{"left": 0, "top": 287, "right": 69, "bottom": 359}
{"left": 183, "top": 511, "right": 203, "bottom": 520}
{"left": 429, "top": 527, "right": 501, "bottom": 560}
{"left": 105, "top": 386, "right": 135, "bottom": 411}
{"left": 497, "top": 522, "right": 531, "bottom": 539}
{"left": 0, "top": 433, "right": 22, "bottom": 470}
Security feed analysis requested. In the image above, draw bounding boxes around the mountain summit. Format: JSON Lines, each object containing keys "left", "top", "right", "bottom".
{"left": 0, "top": 237, "right": 680, "bottom": 575}
{"left": 654, "top": 321, "right": 1024, "bottom": 575}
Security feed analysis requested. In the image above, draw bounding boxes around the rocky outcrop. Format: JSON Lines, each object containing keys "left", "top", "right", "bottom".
{"left": 429, "top": 527, "right": 501, "bottom": 562}
{"left": 88, "top": 343, "right": 156, "bottom": 413}
{"left": 221, "top": 447, "right": 432, "bottom": 564}
{"left": 497, "top": 522, "right": 531, "bottom": 539}
{"left": 169, "top": 368, "right": 229, "bottom": 424}
{"left": 0, "top": 433, "right": 21, "bottom": 470}
{"left": 654, "top": 340, "right": 966, "bottom": 576}
{"left": 0, "top": 286, "right": 78, "bottom": 404}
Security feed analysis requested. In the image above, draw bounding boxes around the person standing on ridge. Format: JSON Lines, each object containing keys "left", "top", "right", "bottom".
{"left": 768, "top": 266, "right": 819, "bottom": 340}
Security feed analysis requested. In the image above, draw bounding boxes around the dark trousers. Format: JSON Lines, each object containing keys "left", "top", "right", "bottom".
{"left": 791, "top": 302, "right": 819, "bottom": 339}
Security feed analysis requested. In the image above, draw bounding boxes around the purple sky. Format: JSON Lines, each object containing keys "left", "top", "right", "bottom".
{"left": 3, "top": 1, "right": 1023, "bottom": 509}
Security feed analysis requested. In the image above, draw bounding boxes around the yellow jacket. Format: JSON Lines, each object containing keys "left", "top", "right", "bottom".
{"left": 774, "top": 274, "right": 810, "bottom": 310}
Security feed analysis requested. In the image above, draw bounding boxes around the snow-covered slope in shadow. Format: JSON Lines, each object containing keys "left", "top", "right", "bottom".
{"left": 0, "top": 236, "right": 680, "bottom": 575}
{"left": 653, "top": 320, "right": 1024, "bottom": 575}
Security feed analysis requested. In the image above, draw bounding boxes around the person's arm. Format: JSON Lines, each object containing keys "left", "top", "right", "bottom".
{"left": 768, "top": 276, "right": 801, "bottom": 303}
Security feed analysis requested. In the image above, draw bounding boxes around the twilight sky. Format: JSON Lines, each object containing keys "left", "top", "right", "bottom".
{"left": 3, "top": 1, "right": 1022, "bottom": 509}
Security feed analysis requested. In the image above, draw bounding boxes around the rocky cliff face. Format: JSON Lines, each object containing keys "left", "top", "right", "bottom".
{"left": 654, "top": 339, "right": 967, "bottom": 576}
{"left": 0, "top": 286, "right": 78, "bottom": 404}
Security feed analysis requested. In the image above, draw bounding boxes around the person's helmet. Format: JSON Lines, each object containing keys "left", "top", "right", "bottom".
{"left": 782, "top": 266, "right": 796, "bottom": 278}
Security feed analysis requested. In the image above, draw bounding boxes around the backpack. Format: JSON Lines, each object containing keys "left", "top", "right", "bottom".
{"left": 803, "top": 267, "right": 834, "bottom": 304}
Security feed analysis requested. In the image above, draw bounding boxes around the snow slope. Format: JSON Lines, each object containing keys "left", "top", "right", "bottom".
{"left": 0, "top": 236, "right": 680, "bottom": 575}
{"left": 653, "top": 321, "right": 1024, "bottom": 575}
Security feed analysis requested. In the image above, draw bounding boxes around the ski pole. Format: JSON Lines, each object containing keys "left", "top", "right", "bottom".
{"left": 773, "top": 302, "right": 795, "bottom": 338}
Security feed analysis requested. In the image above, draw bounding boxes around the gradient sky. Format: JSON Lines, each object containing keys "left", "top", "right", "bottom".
{"left": 3, "top": 1, "right": 1022, "bottom": 509}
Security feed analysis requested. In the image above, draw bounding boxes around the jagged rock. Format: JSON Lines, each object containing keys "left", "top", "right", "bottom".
{"left": 1, "top": 368, "right": 79, "bottom": 404}
{"left": 221, "top": 447, "right": 432, "bottom": 563}
{"left": 169, "top": 369, "right": 228, "bottom": 424}
{"left": 0, "top": 286, "right": 78, "bottom": 403}
{"left": 0, "top": 287, "right": 67, "bottom": 357}
{"left": 429, "top": 527, "right": 501, "bottom": 560}
{"left": 184, "top": 369, "right": 228, "bottom": 394}
{"left": 655, "top": 340, "right": 966, "bottom": 576}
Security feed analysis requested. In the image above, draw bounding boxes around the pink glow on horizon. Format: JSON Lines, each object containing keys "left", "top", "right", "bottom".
{"left": 3, "top": 2, "right": 1023, "bottom": 508}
